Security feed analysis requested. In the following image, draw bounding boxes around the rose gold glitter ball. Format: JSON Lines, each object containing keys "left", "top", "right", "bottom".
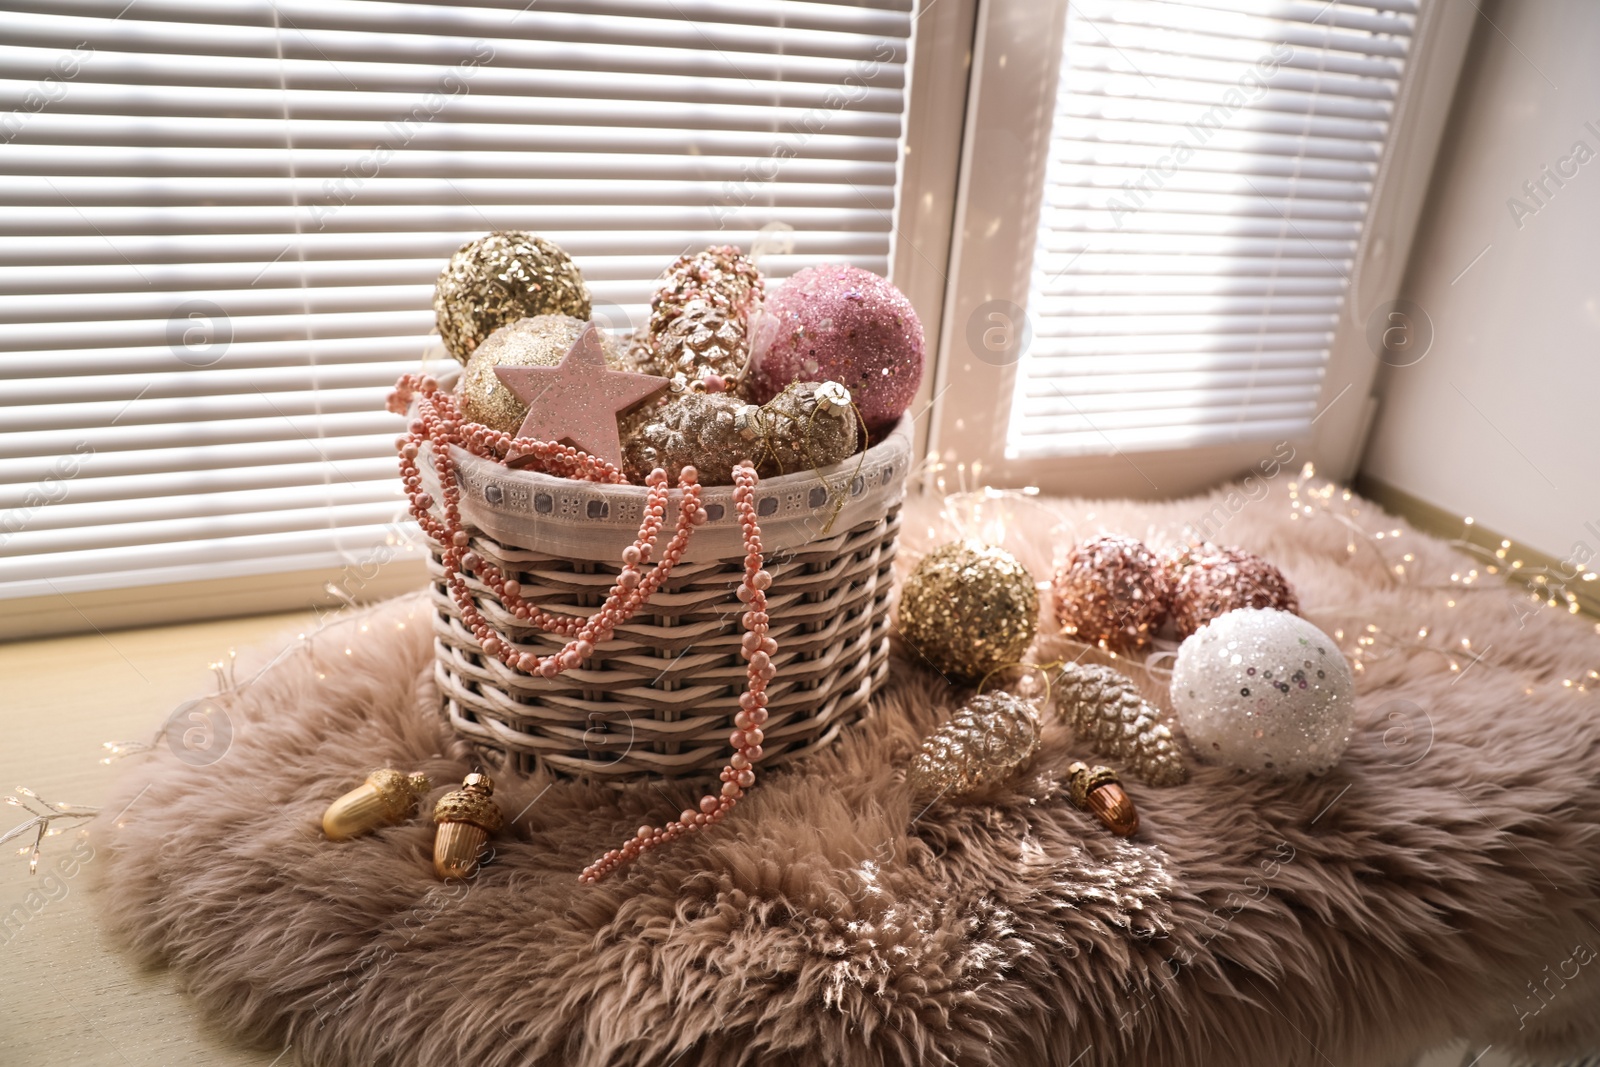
{"left": 1166, "top": 543, "right": 1300, "bottom": 639}
{"left": 1051, "top": 535, "right": 1171, "bottom": 653}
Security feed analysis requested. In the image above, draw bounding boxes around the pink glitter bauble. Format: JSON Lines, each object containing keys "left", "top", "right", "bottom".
{"left": 1166, "top": 543, "right": 1300, "bottom": 639}
{"left": 747, "top": 264, "right": 924, "bottom": 432}
{"left": 1051, "top": 535, "right": 1172, "bottom": 653}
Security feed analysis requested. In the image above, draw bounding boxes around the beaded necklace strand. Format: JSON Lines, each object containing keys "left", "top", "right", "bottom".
{"left": 389, "top": 374, "right": 774, "bottom": 883}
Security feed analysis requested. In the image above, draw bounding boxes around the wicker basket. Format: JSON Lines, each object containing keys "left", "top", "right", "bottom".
{"left": 418, "top": 418, "right": 911, "bottom": 782}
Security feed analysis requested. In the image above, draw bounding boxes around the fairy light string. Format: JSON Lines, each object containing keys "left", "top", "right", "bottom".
{"left": 1287, "top": 463, "right": 1597, "bottom": 692}
{"left": 2, "top": 788, "right": 97, "bottom": 874}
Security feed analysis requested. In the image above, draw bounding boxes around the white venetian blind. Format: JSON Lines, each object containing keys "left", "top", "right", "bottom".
{"left": 1010, "top": 0, "right": 1416, "bottom": 457}
{"left": 0, "top": 0, "right": 911, "bottom": 603}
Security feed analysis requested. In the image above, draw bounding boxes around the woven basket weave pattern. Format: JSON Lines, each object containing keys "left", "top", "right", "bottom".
{"left": 426, "top": 427, "right": 909, "bottom": 782}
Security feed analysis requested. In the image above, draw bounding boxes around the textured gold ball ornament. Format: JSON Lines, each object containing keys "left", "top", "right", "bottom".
{"left": 1054, "top": 661, "right": 1187, "bottom": 786}
{"left": 321, "top": 769, "right": 431, "bottom": 841}
{"left": 906, "top": 692, "right": 1042, "bottom": 801}
{"left": 897, "top": 541, "right": 1039, "bottom": 681}
{"left": 457, "top": 315, "right": 622, "bottom": 434}
{"left": 432, "top": 772, "right": 503, "bottom": 880}
{"left": 1066, "top": 762, "right": 1139, "bottom": 836}
{"left": 620, "top": 390, "right": 752, "bottom": 485}
{"left": 434, "top": 231, "right": 591, "bottom": 363}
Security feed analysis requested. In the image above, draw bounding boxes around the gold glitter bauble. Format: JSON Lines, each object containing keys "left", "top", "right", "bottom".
{"left": 898, "top": 541, "right": 1039, "bottom": 682}
{"left": 619, "top": 390, "right": 754, "bottom": 485}
{"left": 457, "top": 315, "right": 621, "bottom": 434}
{"left": 907, "top": 692, "right": 1041, "bottom": 801}
{"left": 434, "top": 231, "right": 591, "bottom": 363}
{"left": 753, "top": 380, "right": 861, "bottom": 477}
{"left": 1054, "top": 661, "right": 1187, "bottom": 786}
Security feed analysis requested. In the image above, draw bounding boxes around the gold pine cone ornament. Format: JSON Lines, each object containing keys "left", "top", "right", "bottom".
{"left": 322, "top": 769, "right": 431, "bottom": 841}
{"left": 432, "top": 773, "right": 503, "bottom": 880}
{"left": 907, "top": 692, "right": 1042, "bottom": 802}
{"left": 1055, "top": 661, "right": 1187, "bottom": 786}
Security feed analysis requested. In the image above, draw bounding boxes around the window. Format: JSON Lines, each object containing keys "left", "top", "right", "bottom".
{"left": 1014, "top": 0, "right": 1415, "bottom": 458}
{"left": 0, "top": 0, "right": 916, "bottom": 637}
{"left": 929, "top": 0, "right": 1474, "bottom": 496}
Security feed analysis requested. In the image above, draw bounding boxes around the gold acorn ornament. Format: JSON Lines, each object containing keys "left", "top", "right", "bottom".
{"left": 1066, "top": 761, "right": 1139, "bottom": 837}
{"left": 1054, "top": 661, "right": 1188, "bottom": 786}
{"left": 321, "top": 769, "right": 431, "bottom": 841}
{"left": 906, "top": 692, "right": 1043, "bottom": 802}
{"left": 432, "top": 773, "right": 503, "bottom": 879}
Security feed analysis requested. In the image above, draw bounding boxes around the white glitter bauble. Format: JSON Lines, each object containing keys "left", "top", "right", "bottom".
{"left": 1171, "top": 608, "right": 1354, "bottom": 776}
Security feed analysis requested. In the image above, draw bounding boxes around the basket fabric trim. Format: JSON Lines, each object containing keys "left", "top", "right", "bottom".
{"left": 418, "top": 417, "right": 912, "bottom": 563}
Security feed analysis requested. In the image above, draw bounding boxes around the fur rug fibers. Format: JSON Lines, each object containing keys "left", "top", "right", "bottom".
{"left": 96, "top": 477, "right": 1600, "bottom": 1067}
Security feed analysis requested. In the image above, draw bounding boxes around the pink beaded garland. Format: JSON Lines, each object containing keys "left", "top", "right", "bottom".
{"left": 580, "top": 461, "right": 773, "bottom": 884}
{"left": 388, "top": 374, "right": 775, "bottom": 885}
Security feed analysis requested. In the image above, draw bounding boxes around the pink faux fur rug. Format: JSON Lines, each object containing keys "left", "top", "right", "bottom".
{"left": 96, "top": 476, "right": 1600, "bottom": 1067}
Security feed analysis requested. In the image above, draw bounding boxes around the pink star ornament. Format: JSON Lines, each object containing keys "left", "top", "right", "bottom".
{"left": 493, "top": 322, "right": 669, "bottom": 468}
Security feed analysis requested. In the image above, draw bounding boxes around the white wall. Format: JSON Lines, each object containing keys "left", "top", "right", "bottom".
{"left": 1360, "top": 0, "right": 1600, "bottom": 563}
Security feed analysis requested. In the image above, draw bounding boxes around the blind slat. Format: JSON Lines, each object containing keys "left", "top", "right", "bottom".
{"left": 1014, "top": 418, "right": 1321, "bottom": 459}
{"left": 0, "top": 456, "right": 399, "bottom": 508}
{"left": 1018, "top": 400, "right": 1319, "bottom": 436}
{"left": 0, "top": 522, "right": 422, "bottom": 597}
{"left": 0, "top": 436, "right": 393, "bottom": 485}
{"left": 4, "top": 478, "right": 402, "bottom": 537}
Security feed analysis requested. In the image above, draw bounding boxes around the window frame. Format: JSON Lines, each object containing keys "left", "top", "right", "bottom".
{"left": 922, "top": 0, "right": 1476, "bottom": 499}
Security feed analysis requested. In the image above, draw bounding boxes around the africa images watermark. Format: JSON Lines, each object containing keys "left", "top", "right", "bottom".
{"left": 1513, "top": 938, "right": 1597, "bottom": 1030}
{"left": 711, "top": 39, "right": 899, "bottom": 226}
{"left": 0, "top": 42, "right": 94, "bottom": 144}
{"left": 0, "top": 838, "right": 95, "bottom": 948}
{"left": 1105, "top": 42, "right": 1294, "bottom": 229}
{"left": 1505, "top": 120, "right": 1600, "bottom": 231}
{"left": 1186, "top": 441, "right": 1298, "bottom": 544}
{"left": 1503, "top": 513, "right": 1600, "bottom": 628}
{"left": 0, "top": 443, "right": 94, "bottom": 548}
{"left": 310, "top": 41, "right": 495, "bottom": 229}
{"left": 312, "top": 874, "right": 483, "bottom": 1026}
